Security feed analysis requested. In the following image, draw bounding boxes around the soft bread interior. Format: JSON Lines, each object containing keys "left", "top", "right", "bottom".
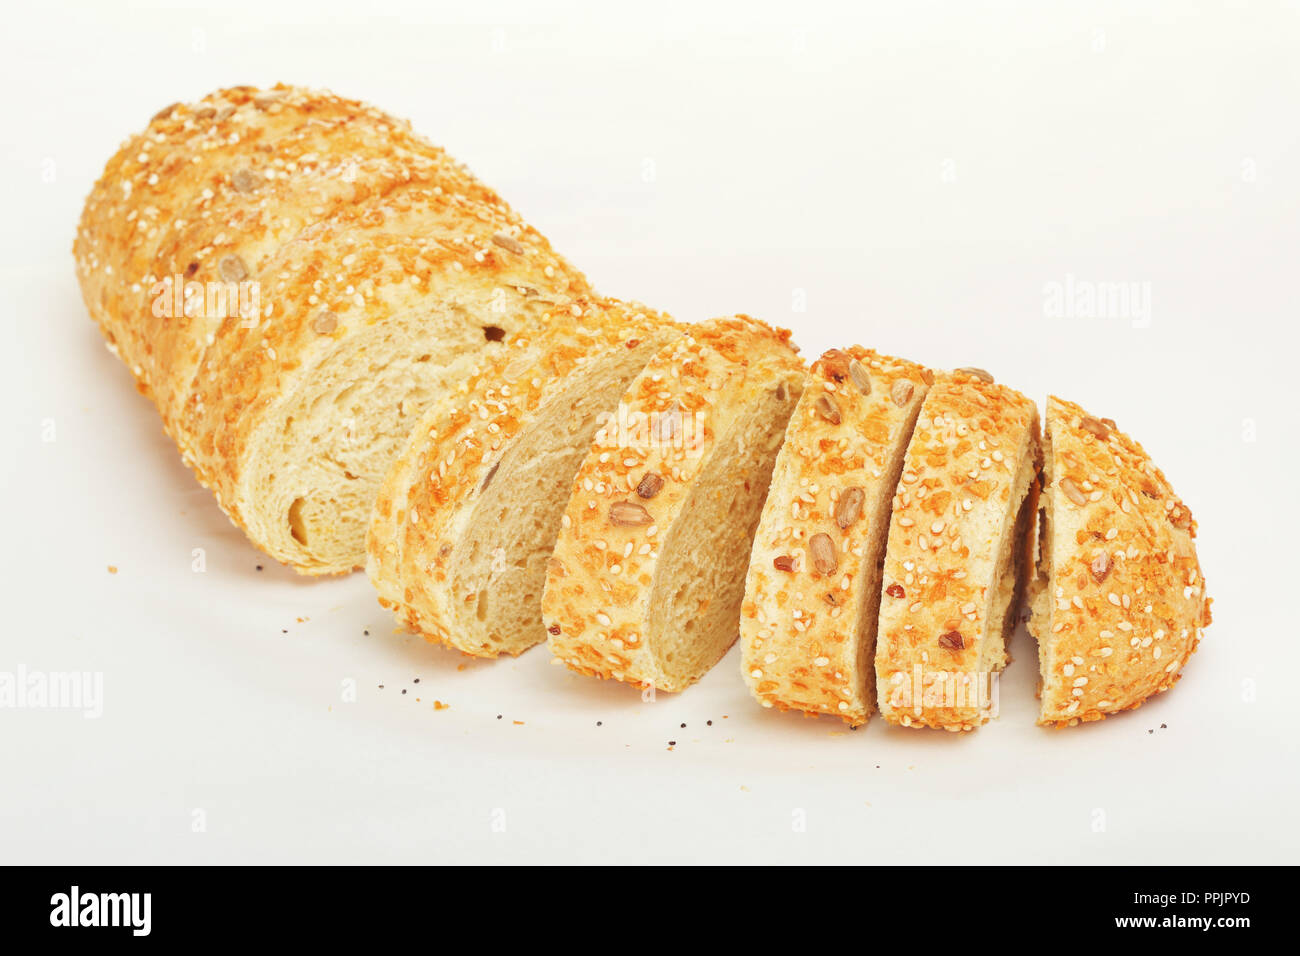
{"left": 448, "top": 337, "right": 671, "bottom": 655}
{"left": 649, "top": 376, "right": 803, "bottom": 688}
{"left": 240, "top": 309, "right": 508, "bottom": 573}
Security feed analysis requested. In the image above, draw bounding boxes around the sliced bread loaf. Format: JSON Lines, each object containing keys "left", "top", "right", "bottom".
{"left": 875, "top": 370, "right": 1041, "bottom": 731}
{"left": 543, "top": 316, "right": 805, "bottom": 693}
{"left": 741, "top": 348, "right": 930, "bottom": 725}
{"left": 1026, "top": 397, "right": 1211, "bottom": 727}
{"left": 74, "top": 85, "right": 593, "bottom": 574}
{"left": 366, "top": 298, "right": 681, "bottom": 657}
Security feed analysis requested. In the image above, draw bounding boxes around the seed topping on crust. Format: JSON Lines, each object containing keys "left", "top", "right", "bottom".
{"left": 635, "top": 472, "right": 665, "bottom": 499}
{"left": 834, "top": 487, "right": 865, "bottom": 528}
{"left": 609, "top": 500, "right": 653, "bottom": 526}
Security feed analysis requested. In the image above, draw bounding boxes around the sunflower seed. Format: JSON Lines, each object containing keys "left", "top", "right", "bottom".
{"left": 938, "top": 630, "right": 965, "bottom": 650}
{"left": 809, "top": 533, "right": 837, "bottom": 575}
{"left": 1080, "top": 416, "right": 1110, "bottom": 440}
{"left": 848, "top": 359, "right": 871, "bottom": 395}
{"left": 231, "top": 168, "right": 260, "bottom": 194}
{"left": 835, "top": 487, "right": 865, "bottom": 529}
{"left": 218, "top": 254, "right": 248, "bottom": 282}
{"left": 491, "top": 233, "right": 525, "bottom": 254}
{"left": 1059, "top": 477, "right": 1088, "bottom": 507}
{"left": 815, "top": 394, "right": 842, "bottom": 425}
{"left": 609, "top": 501, "right": 652, "bottom": 526}
{"left": 891, "top": 380, "right": 914, "bottom": 407}
{"left": 635, "top": 472, "right": 664, "bottom": 499}
{"left": 311, "top": 311, "right": 338, "bottom": 334}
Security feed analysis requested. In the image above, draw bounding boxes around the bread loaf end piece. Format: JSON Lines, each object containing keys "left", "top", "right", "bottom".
{"left": 875, "top": 370, "right": 1041, "bottom": 731}
{"left": 1027, "top": 396, "right": 1210, "bottom": 727}
{"left": 74, "top": 85, "right": 593, "bottom": 574}
{"left": 544, "top": 315, "right": 805, "bottom": 693}
{"left": 741, "top": 348, "right": 931, "bottom": 726}
{"left": 366, "top": 298, "right": 681, "bottom": 656}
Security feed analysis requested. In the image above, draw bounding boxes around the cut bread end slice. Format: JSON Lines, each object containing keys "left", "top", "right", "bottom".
{"left": 1027, "top": 396, "right": 1210, "bottom": 727}
{"left": 741, "top": 347, "right": 931, "bottom": 726}
{"left": 543, "top": 315, "right": 805, "bottom": 693}
{"left": 875, "top": 369, "right": 1042, "bottom": 731}
{"left": 181, "top": 185, "right": 593, "bottom": 577}
{"left": 365, "top": 298, "right": 680, "bottom": 657}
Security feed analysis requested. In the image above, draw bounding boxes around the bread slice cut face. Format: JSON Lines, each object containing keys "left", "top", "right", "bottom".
{"left": 366, "top": 298, "right": 680, "bottom": 657}
{"left": 741, "top": 348, "right": 931, "bottom": 725}
{"left": 1027, "top": 396, "right": 1211, "bottom": 726}
{"left": 543, "top": 316, "right": 805, "bottom": 693}
{"left": 875, "top": 370, "right": 1042, "bottom": 731}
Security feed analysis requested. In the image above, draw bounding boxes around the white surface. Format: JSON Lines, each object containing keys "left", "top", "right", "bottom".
{"left": 1, "top": 0, "right": 1297, "bottom": 864}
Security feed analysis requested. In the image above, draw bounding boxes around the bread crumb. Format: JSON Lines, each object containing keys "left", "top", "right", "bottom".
{"left": 107, "top": 565, "right": 118, "bottom": 574}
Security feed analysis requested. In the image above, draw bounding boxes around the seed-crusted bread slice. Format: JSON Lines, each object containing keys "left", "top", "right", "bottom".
{"left": 741, "top": 348, "right": 931, "bottom": 725}
{"left": 543, "top": 316, "right": 805, "bottom": 693}
{"left": 1026, "top": 396, "right": 1211, "bottom": 727}
{"left": 74, "top": 85, "right": 593, "bottom": 574}
{"left": 875, "top": 370, "right": 1042, "bottom": 731}
{"left": 365, "top": 298, "right": 681, "bottom": 657}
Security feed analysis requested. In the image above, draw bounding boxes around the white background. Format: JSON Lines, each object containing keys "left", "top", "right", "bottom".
{"left": 1, "top": 0, "right": 1296, "bottom": 864}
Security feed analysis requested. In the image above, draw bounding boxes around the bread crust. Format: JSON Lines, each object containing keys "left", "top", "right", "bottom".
{"left": 1028, "top": 396, "right": 1211, "bottom": 727}
{"left": 875, "top": 372, "right": 1041, "bottom": 731}
{"left": 741, "top": 347, "right": 930, "bottom": 725}
{"left": 365, "top": 297, "right": 680, "bottom": 656}
{"left": 74, "top": 85, "right": 592, "bottom": 573}
{"left": 543, "top": 315, "right": 805, "bottom": 692}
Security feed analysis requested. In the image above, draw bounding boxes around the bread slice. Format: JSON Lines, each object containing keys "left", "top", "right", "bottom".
{"left": 365, "top": 298, "right": 681, "bottom": 657}
{"left": 875, "top": 370, "right": 1041, "bottom": 731}
{"left": 543, "top": 316, "right": 805, "bottom": 693}
{"left": 741, "top": 348, "right": 930, "bottom": 725}
{"left": 74, "top": 85, "right": 593, "bottom": 575}
{"left": 1026, "top": 396, "right": 1211, "bottom": 727}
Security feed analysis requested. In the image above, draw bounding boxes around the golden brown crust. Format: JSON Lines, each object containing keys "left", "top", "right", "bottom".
{"left": 73, "top": 84, "right": 592, "bottom": 572}
{"left": 1030, "top": 396, "right": 1211, "bottom": 727}
{"left": 543, "top": 315, "right": 805, "bottom": 692}
{"left": 740, "top": 347, "right": 931, "bottom": 725}
{"left": 875, "top": 372, "right": 1040, "bottom": 731}
{"left": 366, "top": 297, "right": 681, "bottom": 655}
